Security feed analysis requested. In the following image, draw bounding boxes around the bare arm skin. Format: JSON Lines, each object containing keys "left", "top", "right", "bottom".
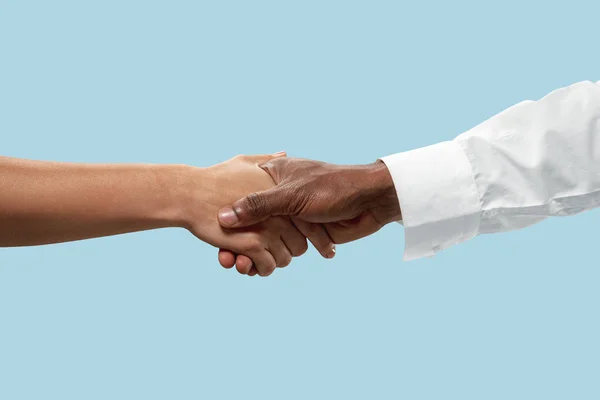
{"left": 0, "top": 155, "right": 185, "bottom": 245}
{"left": 0, "top": 154, "right": 334, "bottom": 276}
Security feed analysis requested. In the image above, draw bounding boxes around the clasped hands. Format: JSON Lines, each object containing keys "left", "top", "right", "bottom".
{"left": 204, "top": 152, "right": 401, "bottom": 277}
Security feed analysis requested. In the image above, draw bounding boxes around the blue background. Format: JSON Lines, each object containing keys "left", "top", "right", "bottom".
{"left": 1, "top": 1, "right": 599, "bottom": 399}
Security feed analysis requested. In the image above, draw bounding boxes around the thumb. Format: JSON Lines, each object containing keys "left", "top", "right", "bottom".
{"left": 218, "top": 187, "right": 287, "bottom": 228}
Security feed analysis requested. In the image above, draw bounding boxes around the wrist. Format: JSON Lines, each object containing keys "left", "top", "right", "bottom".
{"left": 360, "top": 161, "right": 402, "bottom": 224}
{"left": 153, "top": 164, "right": 203, "bottom": 230}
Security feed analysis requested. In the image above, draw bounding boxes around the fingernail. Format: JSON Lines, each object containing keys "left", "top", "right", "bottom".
{"left": 326, "top": 246, "right": 336, "bottom": 259}
{"left": 273, "top": 151, "right": 286, "bottom": 157}
{"left": 218, "top": 207, "right": 239, "bottom": 226}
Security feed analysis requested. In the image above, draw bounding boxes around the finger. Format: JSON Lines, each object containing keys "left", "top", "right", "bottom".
{"left": 269, "top": 241, "right": 293, "bottom": 273}
{"left": 292, "top": 218, "right": 336, "bottom": 259}
{"left": 218, "top": 186, "right": 287, "bottom": 228}
{"left": 248, "top": 266, "right": 258, "bottom": 276}
{"left": 218, "top": 249, "right": 236, "bottom": 269}
{"left": 280, "top": 220, "right": 309, "bottom": 257}
{"left": 235, "top": 254, "right": 253, "bottom": 274}
{"left": 235, "top": 257, "right": 253, "bottom": 275}
{"left": 246, "top": 250, "right": 277, "bottom": 277}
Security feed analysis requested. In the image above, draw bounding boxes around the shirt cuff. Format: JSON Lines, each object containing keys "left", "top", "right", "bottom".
{"left": 380, "top": 141, "right": 482, "bottom": 261}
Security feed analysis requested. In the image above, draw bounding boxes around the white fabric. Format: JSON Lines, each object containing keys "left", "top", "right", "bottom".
{"left": 381, "top": 80, "right": 600, "bottom": 261}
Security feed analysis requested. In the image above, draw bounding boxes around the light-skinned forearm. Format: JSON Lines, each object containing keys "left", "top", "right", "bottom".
{"left": 0, "top": 156, "right": 189, "bottom": 246}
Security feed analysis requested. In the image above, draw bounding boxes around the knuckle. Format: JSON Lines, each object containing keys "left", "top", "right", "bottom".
{"left": 307, "top": 223, "right": 320, "bottom": 234}
{"left": 260, "top": 160, "right": 273, "bottom": 171}
{"left": 292, "top": 241, "right": 308, "bottom": 256}
{"left": 259, "top": 161, "right": 278, "bottom": 180}
{"left": 279, "top": 254, "right": 292, "bottom": 268}
{"left": 240, "top": 235, "right": 263, "bottom": 253}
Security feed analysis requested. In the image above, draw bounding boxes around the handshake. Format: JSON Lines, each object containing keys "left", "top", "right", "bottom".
{"left": 196, "top": 152, "right": 402, "bottom": 277}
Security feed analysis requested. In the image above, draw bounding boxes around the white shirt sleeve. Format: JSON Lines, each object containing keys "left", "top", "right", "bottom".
{"left": 381, "top": 80, "right": 600, "bottom": 261}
